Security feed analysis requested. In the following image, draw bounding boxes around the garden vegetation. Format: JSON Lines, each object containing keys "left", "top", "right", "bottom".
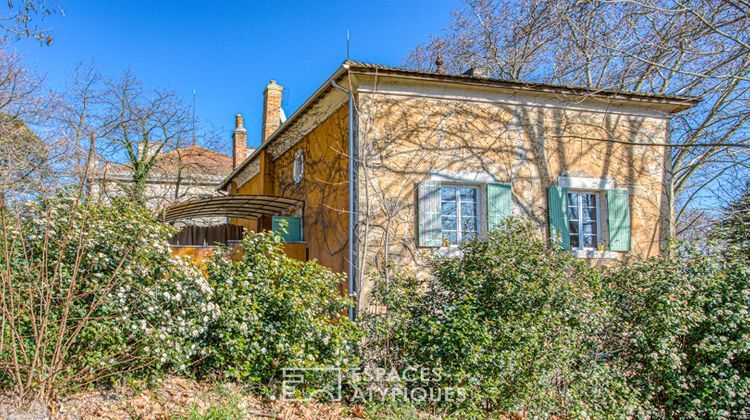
{"left": 0, "top": 196, "right": 747, "bottom": 418}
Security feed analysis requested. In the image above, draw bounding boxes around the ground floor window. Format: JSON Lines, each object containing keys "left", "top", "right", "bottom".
{"left": 441, "top": 185, "right": 479, "bottom": 244}
{"left": 567, "top": 191, "right": 599, "bottom": 250}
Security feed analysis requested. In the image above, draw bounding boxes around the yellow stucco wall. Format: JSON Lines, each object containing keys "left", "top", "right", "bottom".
{"left": 354, "top": 88, "right": 673, "bottom": 306}
{"left": 230, "top": 105, "right": 350, "bottom": 276}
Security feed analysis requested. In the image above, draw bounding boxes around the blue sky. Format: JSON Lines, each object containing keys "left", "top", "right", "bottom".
{"left": 14, "top": 0, "right": 457, "bottom": 152}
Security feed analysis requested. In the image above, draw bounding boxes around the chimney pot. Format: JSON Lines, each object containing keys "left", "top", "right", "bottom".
{"left": 463, "top": 66, "right": 491, "bottom": 79}
{"left": 232, "top": 113, "right": 248, "bottom": 169}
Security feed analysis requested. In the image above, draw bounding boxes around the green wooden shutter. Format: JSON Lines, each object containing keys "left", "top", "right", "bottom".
{"left": 272, "top": 216, "right": 303, "bottom": 242}
{"left": 418, "top": 180, "right": 442, "bottom": 247}
{"left": 548, "top": 186, "right": 570, "bottom": 249}
{"left": 487, "top": 183, "right": 512, "bottom": 230}
{"left": 607, "top": 189, "right": 631, "bottom": 251}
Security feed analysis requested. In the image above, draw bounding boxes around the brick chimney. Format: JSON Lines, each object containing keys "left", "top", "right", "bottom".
{"left": 232, "top": 114, "right": 247, "bottom": 169}
{"left": 261, "top": 80, "right": 283, "bottom": 143}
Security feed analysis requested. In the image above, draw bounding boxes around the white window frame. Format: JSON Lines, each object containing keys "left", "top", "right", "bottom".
{"left": 440, "top": 184, "right": 481, "bottom": 245}
{"left": 567, "top": 190, "right": 602, "bottom": 251}
{"left": 293, "top": 150, "right": 304, "bottom": 184}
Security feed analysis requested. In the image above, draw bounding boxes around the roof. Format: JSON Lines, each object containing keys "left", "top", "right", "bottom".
{"left": 219, "top": 60, "right": 700, "bottom": 191}
{"left": 346, "top": 61, "right": 700, "bottom": 105}
{"left": 105, "top": 145, "right": 233, "bottom": 179}
{"left": 163, "top": 195, "right": 302, "bottom": 222}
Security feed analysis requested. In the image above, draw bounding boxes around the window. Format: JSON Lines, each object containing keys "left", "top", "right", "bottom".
{"left": 441, "top": 186, "right": 479, "bottom": 244}
{"left": 567, "top": 191, "right": 599, "bottom": 250}
{"left": 293, "top": 150, "right": 304, "bottom": 184}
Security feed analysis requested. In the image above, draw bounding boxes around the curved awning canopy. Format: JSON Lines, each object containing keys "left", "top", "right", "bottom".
{"left": 163, "top": 195, "right": 303, "bottom": 223}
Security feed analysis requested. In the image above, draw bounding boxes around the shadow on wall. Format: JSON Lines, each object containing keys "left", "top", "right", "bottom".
{"left": 356, "top": 94, "right": 669, "bottom": 279}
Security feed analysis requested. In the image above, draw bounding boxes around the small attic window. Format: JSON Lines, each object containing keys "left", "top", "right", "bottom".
{"left": 293, "top": 150, "right": 304, "bottom": 184}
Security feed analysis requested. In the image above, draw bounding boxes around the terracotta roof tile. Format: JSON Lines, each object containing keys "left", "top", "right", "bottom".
{"left": 106, "top": 145, "right": 233, "bottom": 178}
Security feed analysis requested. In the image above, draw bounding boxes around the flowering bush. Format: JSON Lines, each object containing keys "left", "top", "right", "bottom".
{"left": 198, "top": 229, "right": 357, "bottom": 389}
{"left": 605, "top": 244, "right": 750, "bottom": 417}
{"left": 0, "top": 196, "right": 215, "bottom": 401}
{"left": 365, "top": 219, "right": 749, "bottom": 417}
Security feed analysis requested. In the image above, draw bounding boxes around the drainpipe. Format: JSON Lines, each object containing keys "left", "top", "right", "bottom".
{"left": 331, "top": 65, "right": 356, "bottom": 322}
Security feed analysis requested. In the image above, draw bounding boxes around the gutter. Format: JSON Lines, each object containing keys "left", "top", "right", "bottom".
{"left": 330, "top": 65, "right": 357, "bottom": 322}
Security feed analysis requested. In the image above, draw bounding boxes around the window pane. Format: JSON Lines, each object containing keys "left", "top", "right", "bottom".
{"left": 441, "top": 216, "right": 457, "bottom": 231}
{"left": 584, "top": 207, "right": 597, "bottom": 222}
{"left": 570, "top": 233, "right": 580, "bottom": 248}
{"left": 583, "top": 193, "right": 597, "bottom": 208}
{"left": 582, "top": 222, "right": 596, "bottom": 235}
{"left": 584, "top": 234, "right": 598, "bottom": 248}
{"left": 441, "top": 187, "right": 456, "bottom": 201}
{"left": 461, "top": 216, "right": 477, "bottom": 232}
{"left": 442, "top": 201, "right": 457, "bottom": 216}
{"left": 460, "top": 202, "right": 476, "bottom": 217}
{"left": 569, "top": 220, "right": 579, "bottom": 234}
{"left": 460, "top": 187, "right": 476, "bottom": 201}
{"left": 568, "top": 204, "right": 578, "bottom": 221}
{"left": 443, "top": 231, "right": 458, "bottom": 244}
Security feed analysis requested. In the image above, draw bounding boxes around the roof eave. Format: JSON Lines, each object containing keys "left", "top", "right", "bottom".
{"left": 347, "top": 64, "right": 699, "bottom": 113}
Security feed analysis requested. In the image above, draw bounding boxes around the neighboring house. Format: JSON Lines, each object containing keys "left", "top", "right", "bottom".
{"left": 91, "top": 142, "right": 249, "bottom": 209}
{"left": 181, "top": 60, "right": 696, "bottom": 312}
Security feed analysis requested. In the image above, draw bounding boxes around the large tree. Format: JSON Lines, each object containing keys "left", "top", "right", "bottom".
{"left": 407, "top": 0, "right": 749, "bottom": 236}
{"left": 61, "top": 67, "right": 199, "bottom": 205}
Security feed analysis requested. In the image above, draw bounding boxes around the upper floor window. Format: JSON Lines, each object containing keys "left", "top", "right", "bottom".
{"left": 293, "top": 150, "right": 304, "bottom": 184}
{"left": 567, "top": 191, "right": 599, "bottom": 250}
{"left": 441, "top": 185, "right": 479, "bottom": 244}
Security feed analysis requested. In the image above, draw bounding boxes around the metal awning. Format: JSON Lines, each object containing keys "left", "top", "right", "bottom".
{"left": 163, "top": 195, "right": 302, "bottom": 223}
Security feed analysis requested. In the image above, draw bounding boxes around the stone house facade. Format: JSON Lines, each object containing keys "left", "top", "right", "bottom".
{"left": 218, "top": 61, "right": 696, "bottom": 312}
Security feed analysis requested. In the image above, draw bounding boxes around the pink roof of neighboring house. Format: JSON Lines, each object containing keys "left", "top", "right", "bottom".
{"left": 104, "top": 145, "right": 233, "bottom": 179}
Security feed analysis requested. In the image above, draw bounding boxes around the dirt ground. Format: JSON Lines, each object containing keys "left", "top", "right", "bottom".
{"left": 0, "top": 376, "right": 367, "bottom": 419}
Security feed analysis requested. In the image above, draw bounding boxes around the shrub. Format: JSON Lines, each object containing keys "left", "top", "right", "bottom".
{"left": 198, "top": 229, "right": 358, "bottom": 390}
{"left": 0, "top": 196, "right": 215, "bottom": 402}
{"left": 366, "top": 219, "right": 637, "bottom": 416}
{"left": 359, "top": 269, "right": 422, "bottom": 372}
{"left": 604, "top": 244, "right": 750, "bottom": 417}
{"left": 365, "top": 219, "right": 749, "bottom": 417}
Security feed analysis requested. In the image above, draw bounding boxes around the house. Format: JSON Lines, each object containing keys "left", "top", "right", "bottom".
{"left": 91, "top": 140, "right": 259, "bottom": 249}
{"left": 166, "top": 60, "right": 697, "bottom": 312}
{"left": 91, "top": 143, "right": 243, "bottom": 209}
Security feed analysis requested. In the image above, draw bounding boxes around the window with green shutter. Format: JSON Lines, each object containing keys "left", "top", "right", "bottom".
{"left": 606, "top": 189, "right": 631, "bottom": 251}
{"left": 272, "top": 216, "right": 303, "bottom": 242}
{"left": 487, "top": 183, "right": 512, "bottom": 230}
{"left": 419, "top": 179, "right": 516, "bottom": 247}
